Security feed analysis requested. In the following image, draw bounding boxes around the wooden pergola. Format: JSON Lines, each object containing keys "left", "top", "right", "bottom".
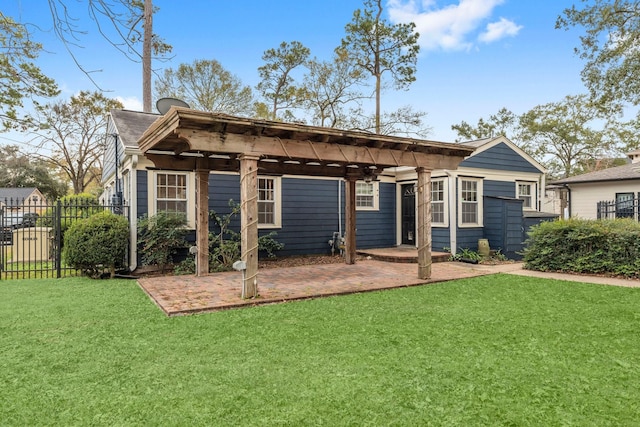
{"left": 138, "top": 107, "right": 475, "bottom": 298}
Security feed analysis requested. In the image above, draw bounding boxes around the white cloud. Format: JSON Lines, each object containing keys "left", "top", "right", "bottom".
{"left": 387, "top": 0, "right": 519, "bottom": 52}
{"left": 479, "top": 17, "right": 522, "bottom": 43}
{"left": 116, "top": 96, "right": 143, "bottom": 111}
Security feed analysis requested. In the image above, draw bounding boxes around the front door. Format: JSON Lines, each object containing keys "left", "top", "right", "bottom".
{"left": 401, "top": 184, "right": 416, "bottom": 245}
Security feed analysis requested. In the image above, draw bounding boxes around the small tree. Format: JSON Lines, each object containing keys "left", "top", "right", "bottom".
{"left": 63, "top": 211, "right": 129, "bottom": 278}
{"left": 137, "top": 212, "right": 188, "bottom": 272}
{"left": 209, "top": 200, "right": 284, "bottom": 272}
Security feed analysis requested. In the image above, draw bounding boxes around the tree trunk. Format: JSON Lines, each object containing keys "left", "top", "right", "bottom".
{"left": 143, "top": 0, "right": 153, "bottom": 113}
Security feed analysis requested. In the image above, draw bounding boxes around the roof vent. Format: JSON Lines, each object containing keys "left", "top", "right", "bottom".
{"left": 156, "top": 97, "right": 190, "bottom": 115}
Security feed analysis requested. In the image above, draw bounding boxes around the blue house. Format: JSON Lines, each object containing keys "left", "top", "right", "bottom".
{"left": 102, "top": 109, "right": 551, "bottom": 272}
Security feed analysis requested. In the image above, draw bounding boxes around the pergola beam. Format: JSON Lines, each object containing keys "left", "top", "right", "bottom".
{"left": 174, "top": 131, "right": 464, "bottom": 170}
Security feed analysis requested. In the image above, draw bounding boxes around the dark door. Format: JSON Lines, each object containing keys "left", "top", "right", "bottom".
{"left": 401, "top": 184, "right": 416, "bottom": 245}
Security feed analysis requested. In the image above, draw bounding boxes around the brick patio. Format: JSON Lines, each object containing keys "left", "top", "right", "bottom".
{"left": 137, "top": 259, "right": 523, "bottom": 316}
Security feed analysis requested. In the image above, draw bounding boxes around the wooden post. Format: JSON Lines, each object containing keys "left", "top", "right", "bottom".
{"left": 416, "top": 167, "right": 432, "bottom": 279}
{"left": 239, "top": 154, "right": 260, "bottom": 298}
{"left": 195, "top": 164, "right": 209, "bottom": 277}
{"left": 345, "top": 176, "right": 357, "bottom": 265}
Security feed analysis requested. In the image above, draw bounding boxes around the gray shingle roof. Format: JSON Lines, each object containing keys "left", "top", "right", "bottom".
{"left": 110, "top": 109, "right": 161, "bottom": 148}
{"left": 0, "top": 187, "right": 38, "bottom": 202}
{"left": 551, "top": 162, "right": 640, "bottom": 185}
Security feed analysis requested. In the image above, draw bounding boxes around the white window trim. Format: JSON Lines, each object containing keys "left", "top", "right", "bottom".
{"left": 258, "top": 176, "right": 282, "bottom": 229}
{"left": 431, "top": 178, "right": 449, "bottom": 228}
{"left": 355, "top": 181, "right": 379, "bottom": 211}
{"left": 148, "top": 171, "right": 196, "bottom": 228}
{"left": 516, "top": 181, "right": 536, "bottom": 210}
{"left": 458, "top": 177, "right": 483, "bottom": 228}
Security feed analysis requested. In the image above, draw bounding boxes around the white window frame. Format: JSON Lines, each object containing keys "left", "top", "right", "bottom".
{"left": 148, "top": 171, "right": 196, "bottom": 228}
{"left": 431, "top": 178, "right": 448, "bottom": 227}
{"left": 355, "top": 181, "right": 379, "bottom": 211}
{"left": 517, "top": 181, "right": 536, "bottom": 210}
{"left": 458, "top": 177, "right": 483, "bottom": 227}
{"left": 258, "top": 176, "right": 282, "bottom": 229}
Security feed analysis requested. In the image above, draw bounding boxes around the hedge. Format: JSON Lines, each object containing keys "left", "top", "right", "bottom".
{"left": 523, "top": 218, "right": 640, "bottom": 277}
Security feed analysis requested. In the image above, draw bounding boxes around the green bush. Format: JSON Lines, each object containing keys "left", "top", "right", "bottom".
{"left": 39, "top": 194, "right": 102, "bottom": 248}
{"left": 523, "top": 218, "right": 640, "bottom": 277}
{"left": 137, "top": 212, "right": 189, "bottom": 272}
{"left": 63, "top": 211, "right": 129, "bottom": 278}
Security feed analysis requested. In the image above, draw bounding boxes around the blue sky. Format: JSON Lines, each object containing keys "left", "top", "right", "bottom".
{"left": 4, "top": 0, "right": 591, "bottom": 143}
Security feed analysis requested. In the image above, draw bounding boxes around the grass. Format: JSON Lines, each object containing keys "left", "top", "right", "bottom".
{"left": 1, "top": 246, "right": 81, "bottom": 280}
{"left": 1, "top": 275, "right": 640, "bottom": 425}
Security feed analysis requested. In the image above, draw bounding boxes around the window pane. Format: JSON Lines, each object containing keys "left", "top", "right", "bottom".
{"left": 258, "top": 177, "right": 277, "bottom": 225}
{"left": 461, "top": 202, "right": 477, "bottom": 224}
{"left": 356, "top": 182, "right": 374, "bottom": 208}
{"left": 431, "top": 181, "right": 444, "bottom": 201}
{"left": 461, "top": 180, "right": 477, "bottom": 202}
{"left": 518, "top": 183, "right": 533, "bottom": 208}
{"left": 432, "top": 202, "right": 444, "bottom": 223}
{"left": 156, "top": 173, "right": 187, "bottom": 214}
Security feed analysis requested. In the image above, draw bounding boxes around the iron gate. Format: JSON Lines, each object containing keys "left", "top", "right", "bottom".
{"left": 0, "top": 198, "right": 129, "bottom": 280}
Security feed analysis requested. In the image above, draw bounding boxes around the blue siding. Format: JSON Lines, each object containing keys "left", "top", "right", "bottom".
{"left": 279, "top": 178, "right": 341, "bottom": 255}
{"left": 136, "top": 170, "right": 148, "bottom": 218}
{"left": 201, "top": 176, "right": 396, "bottom": 256}
{"left": 456, "top": 228, "right": 484, "bottom": 251}
{"left": 484, "top": 180, "right": 515, "bottom": 198}
{"left": 432, "top": 228, "right": 450, "bottom": 252}
{"left": 461, "top": 142, "right": 540, "bottom": 173}
{"left": 209, "top": 174, "right": 241, "bottom": 232}
{"left": 355, "top": 182, "right": 396, "bottom": 249}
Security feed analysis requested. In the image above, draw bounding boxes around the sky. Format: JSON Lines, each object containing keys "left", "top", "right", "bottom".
{"left": 2, "top": 0, "right": 596, "bottom": 144}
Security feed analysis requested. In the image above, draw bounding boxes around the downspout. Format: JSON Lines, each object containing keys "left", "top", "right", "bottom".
{"left": 338, "top": 179, "right": 342, "bottom": 237}
{"left": 445, "top": 170, "right": 456, "bottom": 255}
{"left": 563, "top": 184, "right": 571, "bottom": 219}
{"left": 129, "top": 154, "right": 139, "bottom": 272}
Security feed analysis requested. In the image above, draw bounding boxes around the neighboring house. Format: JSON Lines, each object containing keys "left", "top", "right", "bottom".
{"left": 0, "top": 188, "right": 46, "bottom": 212}
{"left": 550, "top": 150, "right": 640, "bottom": 219}
{"left": 102, "top": 110, "right": 553, "bottom": 270}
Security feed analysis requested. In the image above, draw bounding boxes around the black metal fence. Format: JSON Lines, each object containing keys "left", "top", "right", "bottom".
{"left": 596, "top": 199, "right": 639, "bottom": 220}
{"left": 0, "top": 198, "right": 129, "bottom": 280}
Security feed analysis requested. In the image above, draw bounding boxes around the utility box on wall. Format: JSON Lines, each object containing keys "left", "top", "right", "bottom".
{"left": 11, "top": 227, "right": 52, "bottom": 263}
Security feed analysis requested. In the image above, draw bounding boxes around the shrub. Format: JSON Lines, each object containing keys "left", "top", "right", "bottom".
{"left": 137, "top": 212, "right": 189, "bottom": 272}
{"left": 63, "top": 211, "right": 129, "bottom": 278}
{"left": 39, "top": 193, "right": 102, "bottom": 248}
{"left": 523, "top": 218, "right": 640, "bottom": 277}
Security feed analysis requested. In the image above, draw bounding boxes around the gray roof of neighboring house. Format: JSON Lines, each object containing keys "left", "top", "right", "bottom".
{"left": 551, "top": 162, "right": 640, "bottom": 185}
{"left": 110, "top": 109, "right": 161, "bottom": 148}
{"left": 0, "top": 187, "right": 38, "bottom": 202}
{"left": 458, "top": 137, "right": 496, "bottom": 147}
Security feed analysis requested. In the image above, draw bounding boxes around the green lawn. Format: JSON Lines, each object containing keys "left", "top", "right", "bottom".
{"left": 1, "top": 275, "right": 639, "bottom": 425}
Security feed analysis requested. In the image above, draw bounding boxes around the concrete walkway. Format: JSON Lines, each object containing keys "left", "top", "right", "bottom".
{"left": 137, "top": 260, "right": 640, "bottom": 316}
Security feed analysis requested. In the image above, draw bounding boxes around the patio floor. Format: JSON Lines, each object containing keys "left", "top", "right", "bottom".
{"left": 137, "top": 259, "right": 523, "bottom": 316}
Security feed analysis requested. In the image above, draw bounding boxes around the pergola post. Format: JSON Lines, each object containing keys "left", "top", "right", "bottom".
{"left": 195, "top": 162, "right": 210, "bottom": 277}
{"left": 239, "top": 154, "right": 260, "bottom": 298}
{"left": 345, "top": 176, "right": 357, "bottom": 265}
{"left": 416, "top": 167, "right": 432, "bottom": 279}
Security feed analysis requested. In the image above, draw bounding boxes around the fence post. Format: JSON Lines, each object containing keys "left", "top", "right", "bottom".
{"left": 55, "top": 199, "right": 62, "bottom": 278}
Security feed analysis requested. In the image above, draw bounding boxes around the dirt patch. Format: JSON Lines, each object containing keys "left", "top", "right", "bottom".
{"left": 258, "top": 254, "right": 362, "bottom": 269}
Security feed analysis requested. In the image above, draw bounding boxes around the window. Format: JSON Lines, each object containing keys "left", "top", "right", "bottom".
{"left": 616, "top": 192, "right": 634, "bottom": 219}
{"left": 258, "top": 177, "right": 275, "bottom": 225}
{"left": 156, "top": 173, "right": 187, "bottom": 214}
{"left": 431, "top": 180, "right": 445, "bottom": 224}
{"left": 459, "top": 178, "right": 482, "bottom": 226}
{"left": 355, "top": 181, "right": 379, "bottom": 210}
{"left": 517, "top": 182, "right": 535, "bottom": 209}
{"left": 258, "top": 177, "right": 281, "bottom": 228}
